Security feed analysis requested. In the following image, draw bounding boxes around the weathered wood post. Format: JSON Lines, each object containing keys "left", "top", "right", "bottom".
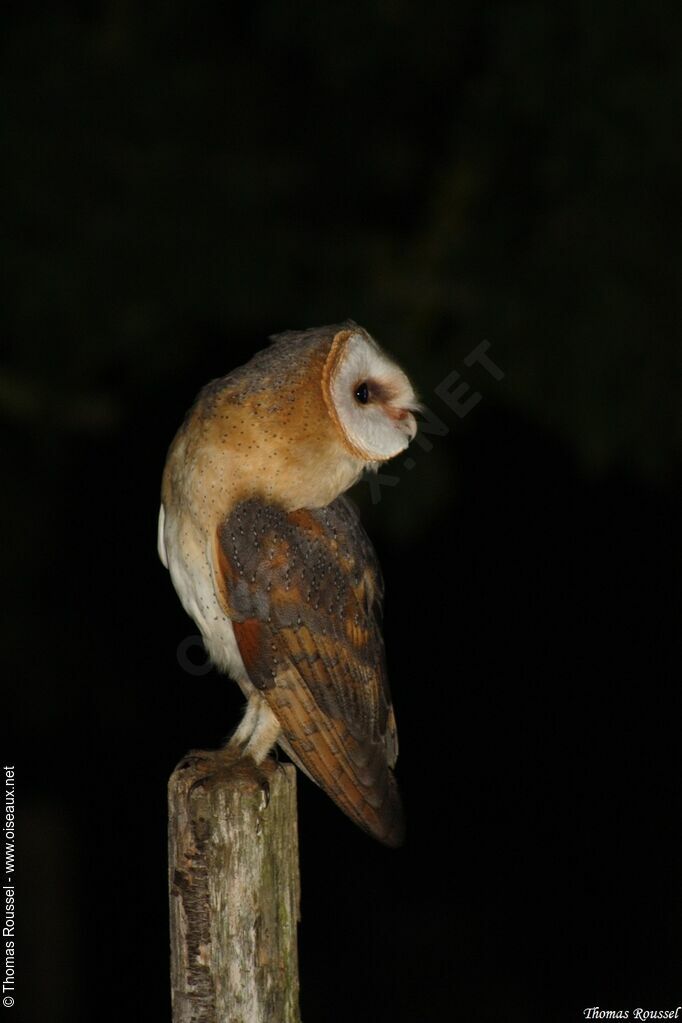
{"left": 168, "top": 759, "right": 301, "bottom": 1023}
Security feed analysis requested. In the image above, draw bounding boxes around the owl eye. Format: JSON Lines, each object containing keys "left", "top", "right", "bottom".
{"left": 354, "top": 381, "right": 370, "bottom": 405}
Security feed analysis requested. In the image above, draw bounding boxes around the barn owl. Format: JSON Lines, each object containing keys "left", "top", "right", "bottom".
{"left": 158, "top": 322, "right": 418, "bottom": 846}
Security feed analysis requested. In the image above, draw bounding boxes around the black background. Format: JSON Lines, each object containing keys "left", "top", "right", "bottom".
{"left": 4, "top": 3, "right": 680, "bottom": 1021}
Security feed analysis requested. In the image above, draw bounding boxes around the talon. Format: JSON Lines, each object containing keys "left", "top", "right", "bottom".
{"left": 189, "top": 774, "right": 209, "bottom": 795}
{"left": 177, "top": 748, "right": 209, "bottom": 771}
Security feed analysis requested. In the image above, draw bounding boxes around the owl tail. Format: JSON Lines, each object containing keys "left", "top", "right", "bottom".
{"left": 278, "top": 735, "right": 405, "bottom": 848}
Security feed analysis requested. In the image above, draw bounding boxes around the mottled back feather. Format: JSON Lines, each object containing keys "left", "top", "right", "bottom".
{"left": 214, "top": 495, "right": 404, "bottom": 847}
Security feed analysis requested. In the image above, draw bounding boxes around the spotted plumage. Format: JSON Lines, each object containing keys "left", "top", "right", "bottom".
{"left": 159, "top": 322, "right": 417, "bottom": 845}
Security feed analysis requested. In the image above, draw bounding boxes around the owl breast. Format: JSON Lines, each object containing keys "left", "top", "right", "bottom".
{"left": 158, "top": 502, "right": 252, "bottom": 693}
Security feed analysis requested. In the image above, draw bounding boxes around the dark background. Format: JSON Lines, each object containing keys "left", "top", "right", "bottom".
{"left": 4, "top": 3, "right": 680, "bottom": 1021}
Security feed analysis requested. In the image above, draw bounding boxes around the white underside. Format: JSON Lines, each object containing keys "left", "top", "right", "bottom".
{"left": 158, "top": 503, "right": 250, "bottom": 687}
{"left": 159, "top": 503, "right": 283, "bottom": 762}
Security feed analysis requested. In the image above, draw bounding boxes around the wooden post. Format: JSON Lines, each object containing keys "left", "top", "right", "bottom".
{"left": 168, "top": 759, "right": 301, "bottom": 1023}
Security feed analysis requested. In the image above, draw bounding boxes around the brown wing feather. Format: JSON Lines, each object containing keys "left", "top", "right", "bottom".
{"left": 215, "top": 496, "right": 404, "bottom": 847}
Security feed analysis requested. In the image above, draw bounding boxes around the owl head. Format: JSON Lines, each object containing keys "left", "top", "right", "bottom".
{"left": 176, "top": 321, "right": 419, "bottom": 513}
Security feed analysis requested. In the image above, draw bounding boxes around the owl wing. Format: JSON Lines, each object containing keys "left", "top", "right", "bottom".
{"left": 214, "top": 495, "right": 404, "bottom": 847}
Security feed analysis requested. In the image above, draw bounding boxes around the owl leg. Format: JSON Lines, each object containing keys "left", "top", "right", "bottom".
{"left": 228, "top": 694, "right": 262, "bottom": 750}
{"left": 232, "top": 693, "right": 281, "bottom": 765}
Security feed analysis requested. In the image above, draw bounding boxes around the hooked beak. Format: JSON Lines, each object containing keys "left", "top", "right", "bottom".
{"left": 386, "top": 405, "right": 418, "bottom": 442}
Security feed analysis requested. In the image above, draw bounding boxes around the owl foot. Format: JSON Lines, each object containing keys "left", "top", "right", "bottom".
{"left": 176, "top": 747, "right": 276, "bottom": 805}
